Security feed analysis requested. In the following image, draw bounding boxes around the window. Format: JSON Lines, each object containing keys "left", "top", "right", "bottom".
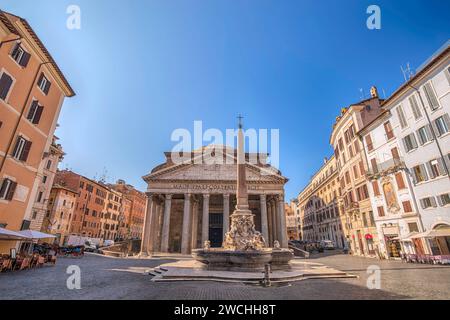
{"left": 371, "top": 158, "right": 378, "bottom": 174}
{"left": 32, "top": 211, "right": 37, "bottom": 219}
{"left": 372, "top": 181, "right": 381, "bottom": 196}
{"left": 433, "top": 114, "right": 450, "bottom": 137}
{"left": 354, "top": 141, "right": 360, "bottom": 153}
{"left": 437, "top": 193, "right": 450, "bottom": 206}
{"left": 365, "top": 135, "right": 373, "bottom": 152}
{"left": 417, "top": 125, "right": 434, "bottom": 145}
{"left": 396, "top": 106, "right": 408, "bottom": 129}
{"left": 0, "top": 178, "right": 17, "bottom": 200}
{"left": 26, "top": 100, "right": 44, "bottom": 125}
{"left": 384, "top": 121, "right": 394, "bottom": 140}
{"left": 391, "top": 147, "right": 400, "bottom": 160}
{"left": 409, "top": 95, "right": 422, "bottom": 120}
{"left": 423, "top": 82, "right": 439, "bottom": 111}
{"left": 0, "top": 72, "right": 13, "bottom": 101}
{"left": 408, "top": 222, "right": 419, "bottom": 233}
{"left": 348, "top": 145, "right": 354, "bottom": 158}
{"left": 377, "top": 206, "right": 385, "bottom": 217}
{"left": 426, "top": 158, "right": 446, "bottom": 179}
{"left": 46, "top": 160, "right": 52, "bottom": 170}
{"left": 412, "top": 164, "right": 428, "bottom": 184}
{"left": 37, "top": 73, "right": 51, "bottom": 95}
{"left": 42, "top": 176, "right": 47, "bottom": 184}
{"left": 445, "top": 66, "right": 450, "bottom": 85}
{"left": 402, "top": 133, "right": 418, "bottom": 152}
{"left": 12, "top": 136, "right": 32, "bottom": 162}
{"left": 402, "top": 201, "right": 413, "bottom": 213}
{"left": 345, "top": 171, "right": 351, "bottom": 184}
{"left": 420, "top": 197, "right": 437, "bottom": 209}
{"left": 353, "top": 165, "right": 358, "bottom": 179}
{"left": 395, "top": 172, "right": 406, "bottom": 190}
{"left": 10, "top": 43, "right": 31, "bottom": 67}
{"left": 37, "top": 191, "right": 43, "bottom": 203}
{"left": 358, "top": 161, "right": 365, "bottom": 176}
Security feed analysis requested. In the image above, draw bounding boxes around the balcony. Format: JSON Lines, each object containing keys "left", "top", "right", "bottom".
{"left": 366, "top": 157, "right": 406, "bottom": 178}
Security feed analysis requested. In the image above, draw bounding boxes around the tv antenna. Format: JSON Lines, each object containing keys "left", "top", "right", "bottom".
{"left": 400, "top": 63, "right": 414, "bottom": 82}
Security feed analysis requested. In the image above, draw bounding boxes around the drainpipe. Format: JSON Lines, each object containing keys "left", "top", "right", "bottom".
{"left": 0, "top": 36, "right": 22, "bottom": 49}
{"left": 0, "top": 60, "right": 52, "bottom": 175}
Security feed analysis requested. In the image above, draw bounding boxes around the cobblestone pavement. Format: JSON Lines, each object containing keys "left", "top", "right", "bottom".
{"left": 1, "top": 252, "right": 449, "bottom": 300}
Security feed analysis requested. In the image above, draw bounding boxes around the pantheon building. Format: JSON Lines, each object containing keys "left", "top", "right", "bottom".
{"left": 141, "top": 146, "right": 289, "bottom": 255}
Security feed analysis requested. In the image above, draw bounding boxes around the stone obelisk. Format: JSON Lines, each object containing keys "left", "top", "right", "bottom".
{"left": 222, "top": 116, "right": 265, "bottom": 251}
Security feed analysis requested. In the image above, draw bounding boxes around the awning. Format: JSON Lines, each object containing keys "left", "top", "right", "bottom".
{"left": 392, "top": 232, "right": 419, "bottom": 242}
{"left": 17, "top": 229, "right": 56, "bottom": 239}
{"left": 0, "top": 227, "right": 29, "bottom": 240}
{"left": 410, "top": 231, "right": 432, "bottom": 239}
{"left": 427, "top": 227, "right": 450, "bottom": 238}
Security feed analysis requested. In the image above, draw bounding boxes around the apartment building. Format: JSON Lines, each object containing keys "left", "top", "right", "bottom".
{"left": 380, "top": 43, "right": 450, "bottom": 256}
{"left": 42, "top": 184, "right": 77, "bottom": 245}
{"left": 330, "top": 88, "right": 384, "bottom": 256}
{"left": 101, "top": 187, "right": 122, "bottom": 241}
{"left": 54, "top": 170, "right": 108, "bottom": 239}
{"left": 29, "top": 136, "right": 64, "bottom": 231}
{"left": 296, "top": 156, "right": 347, "bottom": 248}
{"left": 0, "top": 11, "right": 74, "bottom": 253}
{"left": 109, "top": 180, "right": 146, "bottom": 239}
{"left": 359, "top": 110, "right": 423, "bottom": 259}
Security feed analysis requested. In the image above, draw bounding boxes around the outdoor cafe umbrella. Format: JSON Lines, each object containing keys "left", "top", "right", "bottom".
{"left": 0, "top": 227, "right": 29, "bottom": 241}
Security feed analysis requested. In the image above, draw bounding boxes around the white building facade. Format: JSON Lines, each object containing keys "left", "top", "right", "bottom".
{"left": 360, "top": 111, "right": 423, "bottom": 259}
{"left": 381, "top": 45, "right": 450, "bottom": 258}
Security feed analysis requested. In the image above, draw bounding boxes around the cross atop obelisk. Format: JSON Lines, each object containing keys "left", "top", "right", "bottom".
{"left": 237, "top": 114, "right": 243, "bottom": 129}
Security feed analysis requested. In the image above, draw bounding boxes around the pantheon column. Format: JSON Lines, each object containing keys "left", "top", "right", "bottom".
{"left": 139, "top": 194, "right": 154, "bottom": 256}
{"left": 267, "top": 198, "right": 273, "bottom": 245}
{"left": 201, "top": 194, "right": 210, "bottom": 244}
{"left": 278, "top": 194, "right": 288, "bottom": 248}
{"left": 160, "top": 194, "right": 172, "bottom": 253}
{"left": 191, "top": 198, "right": 199, "bottom": 249}
{"left": 222, "top": 194, "right": 230, "bottom": 239}
{"left": 271, "top": 198, "right": 278, "bottom": 245}
{"left": 181, "top": 193, "right": 191, "bottom": 254}
{"left": 260, "top": 194, "right": 269, "bottom": 246}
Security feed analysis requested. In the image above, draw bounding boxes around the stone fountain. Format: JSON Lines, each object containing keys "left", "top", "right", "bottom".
{"left": 192, "top": 118, "right": 293, "bottom": 271}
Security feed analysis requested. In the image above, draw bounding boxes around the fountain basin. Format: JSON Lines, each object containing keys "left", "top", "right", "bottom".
{"left": 192, "top": 248, "right": 293, "bottom": 272}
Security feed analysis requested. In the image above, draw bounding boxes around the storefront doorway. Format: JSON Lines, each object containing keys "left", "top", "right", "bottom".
{"left": 209, "top": 213, "right": 223, "bottom": 248}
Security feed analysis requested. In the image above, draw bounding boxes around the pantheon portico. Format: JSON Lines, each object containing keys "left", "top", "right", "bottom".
{"left": 141, "top": 146, "right": 289, "bottom": 255}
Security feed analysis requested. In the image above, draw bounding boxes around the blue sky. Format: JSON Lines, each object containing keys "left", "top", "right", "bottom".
{"left": 2, "top": 0, "right": 449, "bottom": 200}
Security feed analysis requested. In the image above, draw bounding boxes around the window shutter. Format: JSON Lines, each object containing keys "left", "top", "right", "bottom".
{"left": 395, "top": 172, "right": 406, "bottom": 189}
{"left": 417, "top": 129, "right": 425, "bottom": 145}
{"left": 430, "top": 197, "right": 437, "bottom": 207}
{"left": 437, "top": 195, "right": 443, "bottom": 206}
{"left": 411, "top": 134, "right": 418, "bottom": 149}
{"left": 0, "top": 179, "right": 8, "bottom": 198}
{"left": 425, "top": 161, "right": 435, "bottom": 179}
{"left": 0, "top": 73, "right": 13, "bottom": 100}
{"left": 419, "top": 199, "right": 425, "bottom": 209}
{"left": 425, "top": 125, "right": 434, "bottom": 142}
{"left": 437, "top": 157, "right": 447, "bottom": 176}
{"left": 38, "top": 73, "right": 44, "bottom": 87}
{"left": 19, "top": 51, "right": 31, "bottom": 68}
{"left": 6, "top": 181, "right": 17, "bottom": 201}
{"left": 409, "top": 95, "right": 421, "bottom": 119}
{"left": 420, "top": 164, "right": 429, "bottom": 181}
{"left": 27, "top": 100, "right": 38, "bottom": 121}
{"left": 443, "top": 114, "right": 450, "bottom": 131}
{"left": 10, "top": 43, "right": 19, "bottom": 56}
{"left": 402, "top": 137, "right": 408, "bottom": 152}
{"left": 423, "top": 83, "right": 439, "bottom": 110}
{"left": 32, "top": 105, "right": 44, "bottom": 124}
{"left": 44, "top": 80, "right": 51, "bottom": 95}
{"left": 432, "top": 119, "right": 441, "bottom": 137}
{"left": 12, "top": 136, "right": 21, "bottom": 157}
{"left": 19, "top": 140, "right": 32, "bottom": 162}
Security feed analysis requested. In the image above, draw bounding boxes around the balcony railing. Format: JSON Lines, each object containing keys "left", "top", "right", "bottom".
{"left": 366, "top": 157, "right": 406, "bottom": 177}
